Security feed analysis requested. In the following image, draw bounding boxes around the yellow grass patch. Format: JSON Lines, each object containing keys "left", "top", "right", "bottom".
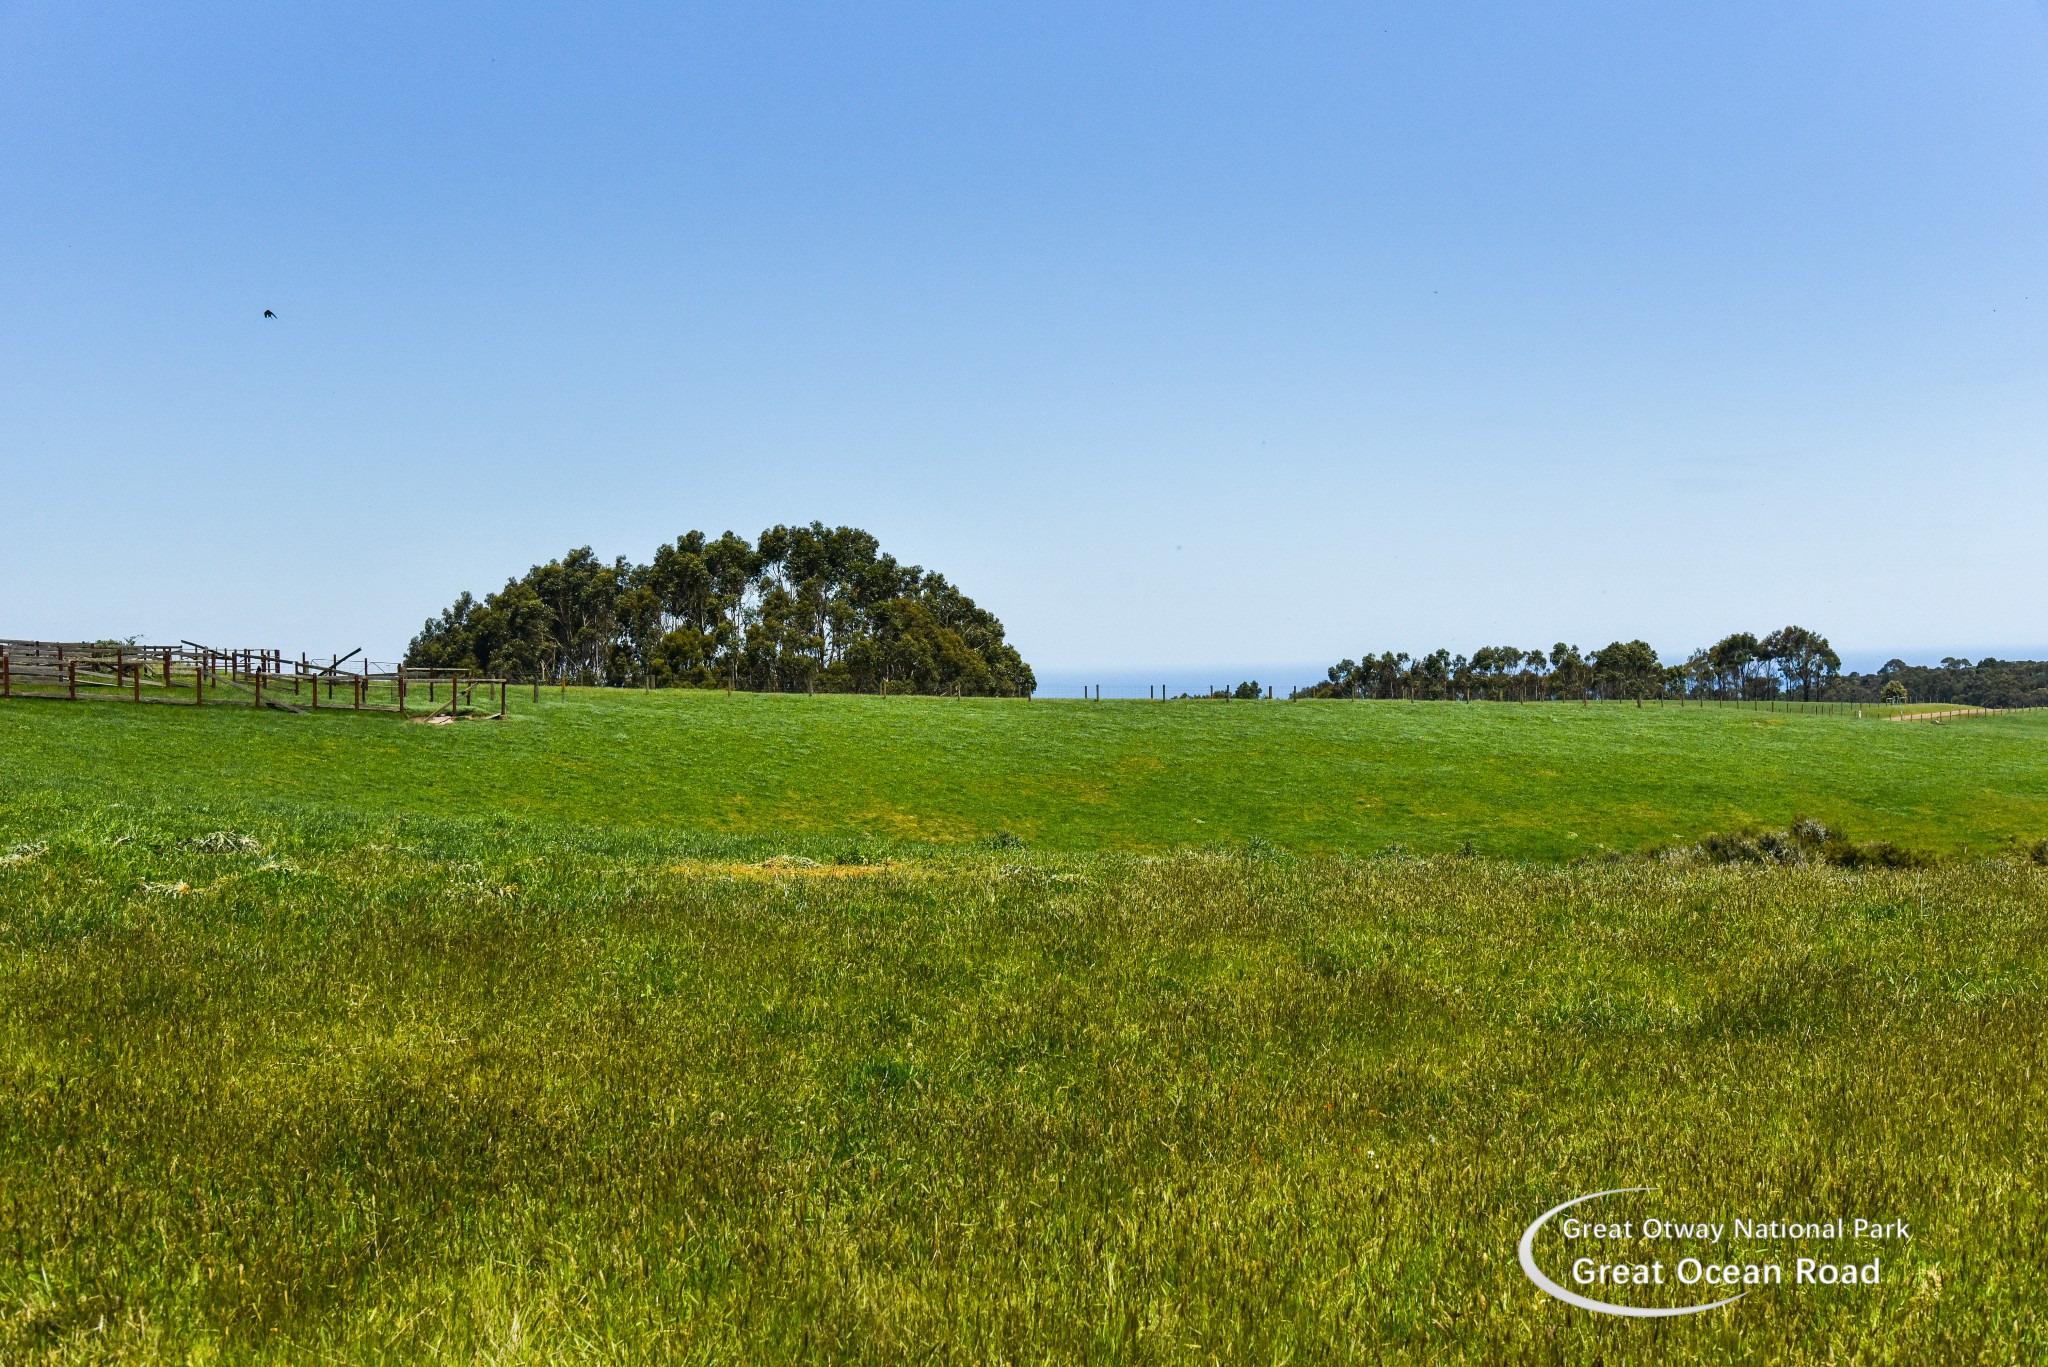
{"left": 667, "top": 857, "right": 913, "bottom": 881}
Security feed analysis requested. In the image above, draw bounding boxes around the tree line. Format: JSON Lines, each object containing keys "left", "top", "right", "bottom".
{"left": 1829, "top": 657, "right": 2048, "bottom": 709}
{"left": 1301, "top": 626, "right": 1844, "bottom": 702}
{"left": 406, "top": 524, "right": 1036, "bottom": 696}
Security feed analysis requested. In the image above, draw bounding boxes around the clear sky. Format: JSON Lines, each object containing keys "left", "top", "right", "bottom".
{"left": 5, "top": 2, "right": 2045, "bottom": 687}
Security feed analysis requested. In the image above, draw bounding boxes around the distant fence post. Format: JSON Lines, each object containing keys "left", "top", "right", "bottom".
{"left": 2, "top": 652, "right": 9, "bottom": 699}
{"left": 68, "top": 659, "right": 77, "bottom": 701}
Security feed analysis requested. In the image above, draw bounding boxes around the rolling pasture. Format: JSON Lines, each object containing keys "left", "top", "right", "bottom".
{"left": 2, "top": 692, "right": 2045, "bottom": 1362}
{"left": 4, "top": 688, "right": 2047, "bottom": 859}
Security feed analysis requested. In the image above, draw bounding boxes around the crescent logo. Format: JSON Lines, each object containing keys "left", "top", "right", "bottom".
{"left": 1519, "top": 1188, "right": 1745, "bottom": 1318}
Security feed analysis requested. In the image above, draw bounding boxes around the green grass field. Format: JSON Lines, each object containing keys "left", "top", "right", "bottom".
{"left": 4, "top": 689, "right": 2046, "bottom": 860}
{"left": 2, "top": 693, "right": 2044, "bottom": 1362}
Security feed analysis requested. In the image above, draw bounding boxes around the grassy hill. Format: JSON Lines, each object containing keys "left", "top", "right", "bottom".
{"left": 3, "top": 691, "right": 2045, "bottom": 1361}
{"left": 1, "top": 810, "right": 2042, "bottom": 1362}
{"left": 3, "top": 688, "right": 2045, "bottom": 859}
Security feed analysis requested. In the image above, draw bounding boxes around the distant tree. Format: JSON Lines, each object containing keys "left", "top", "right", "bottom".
{"left": 1592, "top": 639, "right": 1662, "bottom": 704}
{"left": 1760, "top": 625, "right": 1841, "bottom": 701}
{"left": 1416, "top": 649, "right": 1452, "bottom": 699}
{"left": 702, "top": 531, "right": 760, "bottom": 691}
{"left": 470, "top": 578, "right": 556, "bottom": 682}
{"left": 1881, "top": 679, "right": 1909, "bottom": 704}
{"left": 1466, "top": 646, "right": 1524, "bottom": 701}
{"left": 1708, "top": 632, "right": 1761, "bottom": 700}
{"left": 1310, "top": 629, "right": 2048, "bottom": 710}
{"left": 1375, "top": 652, "right": 1410, "bottom": 698}
{"left": 1549, "top": 643, "right": 1589, "bottom": 700}
{"left": 406, "top": 526, "right": 1034, "bottom": 696}
{"left": 526, "top": 548, "right": 625, "bottom": 684}
{"left": 406, "top": 591, "right": 482, "bottom": 673}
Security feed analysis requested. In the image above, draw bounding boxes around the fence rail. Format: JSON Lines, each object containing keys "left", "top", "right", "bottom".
{"left": 0, "top": 640, "right": 508, "bottom": 719}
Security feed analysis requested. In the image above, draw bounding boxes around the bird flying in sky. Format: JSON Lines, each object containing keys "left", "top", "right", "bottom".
{"left": 263, "top": 309, "right": 275, "bottom": 318}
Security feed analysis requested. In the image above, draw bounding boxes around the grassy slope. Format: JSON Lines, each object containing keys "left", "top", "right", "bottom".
{"left": 3, "top": 689, "right": 2046, "bottom": 858}
{"left": 4, "top": 695, "right": 2045, "bottom": 1361}
{"left": 0, "top": 812, "right": 2040, "bottom": 1363}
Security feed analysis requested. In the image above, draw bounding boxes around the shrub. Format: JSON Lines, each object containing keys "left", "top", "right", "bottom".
{"left": 1690, "top": 818, "right": 1927, "bottom": 869}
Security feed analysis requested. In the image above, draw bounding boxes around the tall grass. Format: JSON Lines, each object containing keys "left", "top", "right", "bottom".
{"left": 1, "top": 797, "right": 2041, "bottom": 1362}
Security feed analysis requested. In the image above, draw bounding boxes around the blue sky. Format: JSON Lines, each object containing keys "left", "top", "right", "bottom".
{"left": 5, "top": 2, "right": 2044, "bottom": 688}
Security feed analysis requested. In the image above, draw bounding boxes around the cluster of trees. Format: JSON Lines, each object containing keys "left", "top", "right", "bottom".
{"left": 1828, "top": 657, "right": 2048, "bottom": 709}
{"left": 1173, "top": 682, "right": 1270, "bottom": 700}
{"left": 1302, "top": 626, "right": 1841, "bottom": 703}
{"left": 406, "top": 524, "right": 1036, "bottom": 696}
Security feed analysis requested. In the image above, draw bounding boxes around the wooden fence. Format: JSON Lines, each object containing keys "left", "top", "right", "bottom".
{"left": 0, "top": 640, "right": 509, "bottom": 719}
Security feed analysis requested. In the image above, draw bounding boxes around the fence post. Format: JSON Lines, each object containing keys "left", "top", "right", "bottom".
{"left": 2, "top": 652, "right": 9, "bottom": 698}
{"left": 68, "top": 659, "right": 77, "bottom": 701}
{"left": 255, "top": 671, "right": 263, "bottom": 709}
{"left": 498, "top": 681, "right": 507, "bottom": 720}
{"left": 194, "top": 659, "right": 203, "bottom": 706}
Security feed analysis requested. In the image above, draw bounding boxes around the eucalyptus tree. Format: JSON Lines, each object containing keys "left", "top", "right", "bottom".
{"left": 1708, "top": 632, "right": 1761, "bottom": 699}
{"left": 1374, "top": 652, "right": 1410, "bottom": 698}
{"left": 1591, "top": 639, "right": 1662, "bottom": 703}
{"left": 1304, "top": 625, "right": 2023, "bottom": 708}
{"left": 1759, "top": 625, "right": 1841, "bottom": 701}
{"left": 406, "top": 525, "right": 1035, "bottom": 695}
{"left": 526, "top": 548, "right": 626, "bottom": 684}
{"left": 1548, "top": 644, "right": 1589, "bottom": 700}
{"left": 702, "top": 532, "right": 760, "bottom": 691}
